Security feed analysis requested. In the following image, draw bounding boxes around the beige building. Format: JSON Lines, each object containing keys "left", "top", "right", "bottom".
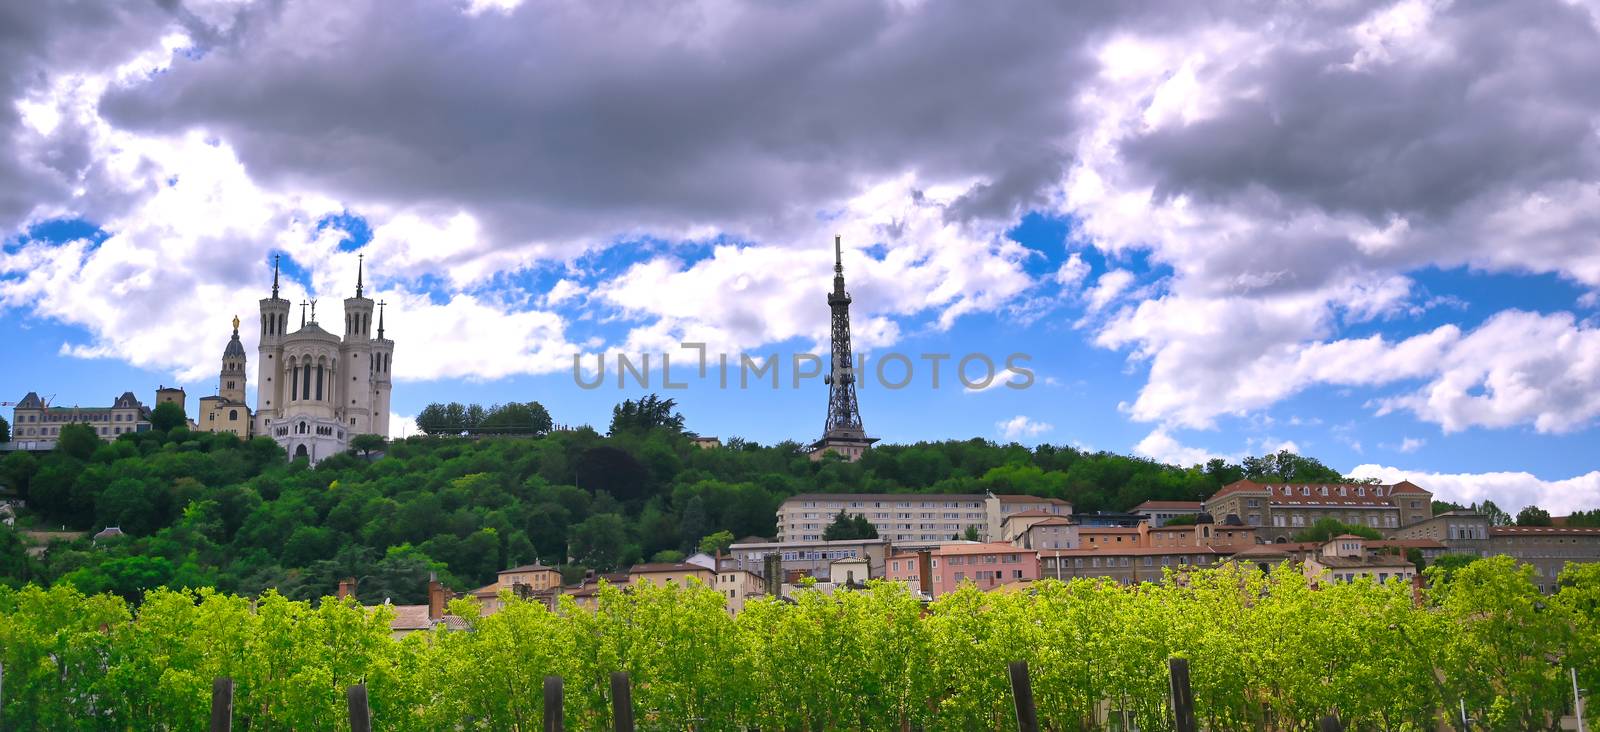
{"left": 1303, "top": 535, "right": 1418, "bottom": 585}
{"left": 468, "top": 563, "right": 564, "bottom": 613}
{"left": 9, "top": 391, "right": 150, "bottom": 443}
{"left": 775, "top": 492, "right": 1069, "bottom": 544}
{"left": 1039, "top": 545, "right": 1229, "bottom": 584}
{"left": 197, "top": 317, "right": 254, "bottom": 438}
{"left": 629, "top": 562, "right": 715, "bottom": 588}
{"left": 1485, "top": 525, "right": 1600, "bottom": 594}
{"left": 712, "top": 563, "right": 767, "bottom": 612}
{"left": 1203, "top": 480, "right": 1433, "bottom": 543}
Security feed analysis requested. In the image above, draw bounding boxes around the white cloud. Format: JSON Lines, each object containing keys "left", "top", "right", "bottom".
{"left": 1131, "top": 427, "right": 1219, "bottom": 466}
{"left": 388, "top": 412, "right": 417, "bottom": 440}
{"left": 1083, "top": 269, "right": 1135, "bottom": 313}
{"left": 1054, "top": 252, "right": 1090, "bottom": 289}
{"left": 996, "top": 415, "right": 1053, "bottom": 441}
{"left": 1349, "top": 464, "right": 1600, "bottom": 515}
{"left": 1394, "top": 437, "right": 1425, "bottom": 453}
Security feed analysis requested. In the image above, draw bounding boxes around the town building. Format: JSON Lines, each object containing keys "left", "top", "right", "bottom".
{"left": 1387, "top": 510, "right": 1492, "bottom": 554}
{"left": 254, "top": 254, "right": 393, "bottom": 463}
{"left": 884, "top": 543, "right": 1039, "bottom": 598}
{"left": 1303, "top": 535, "right": 1418, "bottom": 586}
{"left": 468, "top": 563, "right": 564, "bottom": 613}
{"left": 1039, "top": 545, "right": 1230, "bottom": 584}
{"left": 1485, "top": 526, "right": 1600, "bottom": 594}
{"left": 810, "top": 237, "right": 877, "bottom": 462}
{"left": 1202, "top": 480, "right": 1433, "bottom": 543}
{"left": 726, "top": 537, "right": 891, "bottom": 582}
{"left": 628, "top": 562, "right": 716, "bottom": 587}
{"left": 197, "top": 317, "right": 254, "bottom": 438}
{"left": 712, "top": 563, "right": 767, "bottom": 612}
{"left": 775, "top": 492, "right": 1070, "bottom": 543}
{"left": 1131, "top": 500, "right": 1205, "bottom": 527}
{"left": 8, "top": 391, "right": 151, "bottom": 444}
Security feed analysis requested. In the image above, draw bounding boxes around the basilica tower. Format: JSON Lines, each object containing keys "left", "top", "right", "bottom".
{"left": 809, "top": 236, "right": 877, "bottom": 462}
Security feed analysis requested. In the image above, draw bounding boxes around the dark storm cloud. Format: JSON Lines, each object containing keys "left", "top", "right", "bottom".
{"left": 96, "top": 0, "right": 1150, "bottom": 247}
{"left": 1119, "top": 0, "right": 1600, "bottom": 239}
{"left": 0, "top": 2, "right": 178, "bottom": 225}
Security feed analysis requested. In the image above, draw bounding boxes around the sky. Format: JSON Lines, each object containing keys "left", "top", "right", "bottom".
{"left": 1, "top": 0, "right": 1599, "bottom": 512}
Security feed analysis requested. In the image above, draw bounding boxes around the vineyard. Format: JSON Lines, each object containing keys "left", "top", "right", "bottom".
{"left": 2, "top": 556, "right": 1597, "bottom": 731}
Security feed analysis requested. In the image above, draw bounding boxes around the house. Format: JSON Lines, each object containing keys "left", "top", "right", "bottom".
{"left": 712, "top": 561, "right": 767, "bottom": 612}
{"left": 884, "top": 543, "right": 1039, "bottom": 598}
{"left": 1303, "top": 535, "right": 1417, "bottom": 586}
{"left": 628, "top": 562, "right": 715, "bottom": 587}
{"left": 726, "top": 537, "right": 892, "bottom": 581}
{"left": 469, "top": 563, "right": 564, "bottom": 613}
{"left": 1130, "top": 500, "right": 1205, "bottom": 527}
{"left": 372, "top": 579, "right": 468, "bottom": 639}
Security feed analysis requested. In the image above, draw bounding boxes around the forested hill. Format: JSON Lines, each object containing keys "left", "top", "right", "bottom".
{"left": 0, "top": 395, "right": 1350, "bottom": 603}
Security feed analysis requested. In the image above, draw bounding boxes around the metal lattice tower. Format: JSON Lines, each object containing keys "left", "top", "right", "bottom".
{"left": 823, "top": 235, "right": 866, "bottom": 437}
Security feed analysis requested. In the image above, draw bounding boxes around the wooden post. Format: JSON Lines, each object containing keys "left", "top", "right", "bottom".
{"left": 1320, "top": 714, "right": 1343, "bottom": 732}
{"left": 544, "top": 675, "right": 564, "bottom": 732}
{"left": 610, "top": 671, "right": 634, "bottom": 732}
{"left": 1168, "top": 657, "right": 1196, "bottom": 732}
{"left": 347, "top": 684, "right": 372, "bottom": 732}
{"left": 210, "top": 677, "right": 234, "bottom": 732}
{"left": 1009, "top": 660, "right": 1039, "bottom": 732}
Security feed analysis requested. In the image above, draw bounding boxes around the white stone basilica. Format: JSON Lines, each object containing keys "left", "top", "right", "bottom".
{"left": 254, "top": 255, "right": 393, "bottom": 463}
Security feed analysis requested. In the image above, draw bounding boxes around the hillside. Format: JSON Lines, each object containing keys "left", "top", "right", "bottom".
{"left": 0, "top": 396, "right": 1350, "bottom": 602}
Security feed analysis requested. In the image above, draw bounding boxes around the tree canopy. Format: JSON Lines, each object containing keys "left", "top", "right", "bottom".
{"left": 823, "top": 510, "right": 879, "bottom": 541}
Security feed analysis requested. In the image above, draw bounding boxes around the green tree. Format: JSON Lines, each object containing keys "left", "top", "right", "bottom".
{"left": 569, "top": 513, "right": 628, "bottom": 571}
{"left": 479, "top": 401, "right": 554, "bottom": 436}
{"left": 962, "top": 525, "right": 981, "bottom": 541}
{"left": 0, "top": 413, "right": 9, "bottom": 442}
{"left": 350, "top": 433, "right": 386, "bottom": 459}
{"left": 697, "top": 529, "right": 735, "bottom": 555}
{"left": 1292, "top": 517, "right": 1381, "bottom": 543}
{"left": 56, "top": 422, "right": 100, "bottom": 461}
{"left": 822, "top": 510, "right": 879, "bottom": 541}
{"left": 150, "top": 401, "right": 188, "bottom": 432}
{"left": 1475, "top": 500, "right": 1512, "bottom": 526}
{"left": 608, "top": 394, "right": 685, "bottom": 436}
{"left": 1514, "top": 505, "right": 1552, "bottom": 526}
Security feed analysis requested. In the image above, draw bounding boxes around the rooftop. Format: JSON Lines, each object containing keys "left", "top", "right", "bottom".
{"left": 784, "top": 492, "right": 986, "bottom": 503}
{"left": 1132, "top": 500, "right": 1204, "bottom": 510}
{"left": 628, "top": 562, "right": 714, "bottom": 574}
{"left": 1490, "top": 526, "right": 1600, "bottom": 536}
{"left": 499, "top": 563, "right": 559, "bottom": 574}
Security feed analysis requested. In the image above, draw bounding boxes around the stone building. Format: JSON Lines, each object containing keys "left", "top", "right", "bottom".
{"left": 775, "top": 491, "right": 1070, "bottom": 544}
{"left": 1202, "top": 479, "right": 1433, "bottom": 543}
{"left": 9, "top": 391, "right": 150, "bottom": 443}
{"left": 253, "top": 255, "right": 393, "bottom": 463}
{"left": 197, "top": 316, "right": 254, "bottom": 438}
{"left": 1303, "top": 535, "right": 1418, "bottom": 585}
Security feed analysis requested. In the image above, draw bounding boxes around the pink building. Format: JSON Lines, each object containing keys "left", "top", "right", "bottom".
{"left": 885, "top": 542, "right": 1040, "bottom": 597}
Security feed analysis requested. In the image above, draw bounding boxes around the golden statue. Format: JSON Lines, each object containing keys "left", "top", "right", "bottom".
{"left": 232, "top": 315, "right": 240, "bottom": 332}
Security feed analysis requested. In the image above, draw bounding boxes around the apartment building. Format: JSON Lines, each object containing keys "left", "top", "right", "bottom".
{"left": 775, "top": 492, "right": 1069, "bottom": 543}
{"left": 1486, "top": 526, "right": 1600, "bottom": 593}
{"left": 712, "top": 564, "right": 767, "bottom": 612}
{"left": 1039, "top": 545, "right": 1230, "bottom": 584}
{"left": 726, "top": 537, "right": 891, "bottom": 581}
{"left": 9, "top": 391, "right": 151, "bottom": 443}
{"left": 469, "top": 563, "right": 564, "bottom": 612}
{"left": 885, "top": 543, "right": 1039, "bottom": 597}
{"left": 1203, "top": 480, "right": 1433, "bottom": 543}
{"left": 1131, "top": 500, "right": 1205, "bottom": 527}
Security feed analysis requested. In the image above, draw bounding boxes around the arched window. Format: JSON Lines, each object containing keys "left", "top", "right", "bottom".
{"left": 229, "top": 409, "right": 238, "bottom": 420}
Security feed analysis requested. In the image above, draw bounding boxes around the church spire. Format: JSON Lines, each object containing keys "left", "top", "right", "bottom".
{"left": 271, "top": 254, "right": 280, "bottom": 299}
{"left": 377, "top": 300, "right": 386, "bottom": 338}
{"left": 355, "top": 253, "right": 365, "bottom": 298}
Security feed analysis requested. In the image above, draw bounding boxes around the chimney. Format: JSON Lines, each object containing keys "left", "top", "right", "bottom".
{"left": 427, "top": 576, "right": 445, "bottom": 621}
{"left": 337, "top": 577, "right": 356, "bottom": 601}
{"left": 917, "top": 550, "right": 934, "bottom": 598}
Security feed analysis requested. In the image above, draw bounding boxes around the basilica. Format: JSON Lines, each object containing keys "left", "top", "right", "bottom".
{"left": 252, "top": 255, "right": 394, "bottom": 463}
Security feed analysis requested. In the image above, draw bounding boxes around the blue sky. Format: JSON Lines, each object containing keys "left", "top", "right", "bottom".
{"left": 2, "top": 0, "right": 1599, "bottom": 512}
